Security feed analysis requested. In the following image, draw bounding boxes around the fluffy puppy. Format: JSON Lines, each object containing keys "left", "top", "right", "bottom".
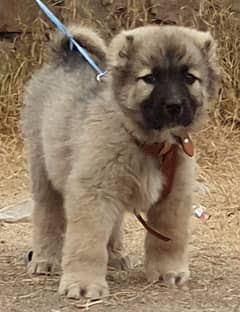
{"left": 22, "top": 24, "right": 219, "bottom": 299}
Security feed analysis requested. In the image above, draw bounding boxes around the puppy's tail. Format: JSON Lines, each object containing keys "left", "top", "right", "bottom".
{"left": 48, "top": 25, "right": 107, "bottom": 69}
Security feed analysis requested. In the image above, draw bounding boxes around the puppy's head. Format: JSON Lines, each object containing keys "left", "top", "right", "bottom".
{"left": 109, "top": 25, "right": 220, "bottom": 135}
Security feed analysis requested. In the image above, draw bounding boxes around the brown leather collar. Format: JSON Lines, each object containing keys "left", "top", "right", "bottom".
{"left": 138, "top": 133, "right": 194, "bottom": 158}
{"left": 134, "top": 132, "right": 194, "bottom": 242}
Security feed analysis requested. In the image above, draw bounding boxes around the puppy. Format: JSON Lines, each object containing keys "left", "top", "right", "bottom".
{"left": 22, "top": 24, "right": 219, "bottom": 299}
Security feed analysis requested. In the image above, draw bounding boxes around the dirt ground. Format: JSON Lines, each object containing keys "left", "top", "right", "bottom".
{"left": 1, "top": 124, "right": 240, "bottom": 312}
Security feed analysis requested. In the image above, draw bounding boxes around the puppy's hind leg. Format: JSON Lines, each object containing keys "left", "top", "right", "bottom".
{"left": 108, "top": 214, "right": 130, "bottom": 271}
{"left": 27, "top": 154, "right": 65, "bottom": 275}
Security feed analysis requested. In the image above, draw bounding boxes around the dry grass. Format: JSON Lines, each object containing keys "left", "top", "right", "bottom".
{"left": 0, "top": 0, "right": 239, "bottom": 141}
{"left": 0, "top": 17, "right": 49, "bottom": 205}
{"left": 194, "top": 0, "right": 240, "bottom": 128}
{"left": 0, "top": 17, "right": 49, "bottom": 139}
{"left": 0, "top": 134, "right": 28, "bottom": 207}
{"left": 196, "top": 124, "right": 240, "bottom": 231}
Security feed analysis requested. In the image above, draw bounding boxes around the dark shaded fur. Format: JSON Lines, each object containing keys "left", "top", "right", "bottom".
{"left": 140, "top": 64, "right": 199, "bottom": 130}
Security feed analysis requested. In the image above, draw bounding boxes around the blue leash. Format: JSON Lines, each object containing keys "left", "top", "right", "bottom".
{"left": 34, "top": 0, "right": 107, "bottom": 81}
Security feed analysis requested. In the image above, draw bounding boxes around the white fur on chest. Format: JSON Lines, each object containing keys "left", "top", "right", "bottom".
{"left": 142, "top": 157, "right": 164, "bottom": 209}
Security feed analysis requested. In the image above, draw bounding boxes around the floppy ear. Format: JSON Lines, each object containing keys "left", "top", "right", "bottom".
{"left": 108, "top": 31, "right": 134, "bottom": 68}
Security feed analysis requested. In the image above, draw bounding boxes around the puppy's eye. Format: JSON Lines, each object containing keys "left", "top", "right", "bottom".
{"left": 139, "top": 74, "right": 156, "bottom": 84}
{"left": 184, "top": 73, "right": 198, "bottom": 85}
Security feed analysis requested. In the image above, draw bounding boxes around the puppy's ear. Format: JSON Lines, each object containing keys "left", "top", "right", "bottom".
{"left": 195, "top": 31, "right": 217, "bottom": 60}
{"left": 200, "top": 32, "right": 221, "bottom": 98}
{"left": 108, "top": 32, "right": 134, "bottom": 68}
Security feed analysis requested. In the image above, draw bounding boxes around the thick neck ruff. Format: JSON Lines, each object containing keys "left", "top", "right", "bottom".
{"left": 133, "top": 131, "right": 194, "bottom": 242}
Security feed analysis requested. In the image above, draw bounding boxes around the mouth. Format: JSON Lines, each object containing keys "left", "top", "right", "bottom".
{"left": 142, "top": 112, "right": 194, "bottom": 131}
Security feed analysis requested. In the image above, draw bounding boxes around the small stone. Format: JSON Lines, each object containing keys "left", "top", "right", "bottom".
{"left": 140, "top": 298, "right": 146, "bottom": 304}
{"left": 101, "top": 0, "right": 114, "bottom": 6}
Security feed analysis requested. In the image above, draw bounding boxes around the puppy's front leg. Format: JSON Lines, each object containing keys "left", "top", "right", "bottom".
{"left": 59, "top": 180, "right": 116, "bottom": 299}
{"left": 145, "top": 152, "right": 195, "bottom": 287}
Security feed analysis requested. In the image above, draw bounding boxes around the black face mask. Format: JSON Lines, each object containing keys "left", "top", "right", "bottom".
{"left": 140, "top": 66, "right": 199, "bottom": 130}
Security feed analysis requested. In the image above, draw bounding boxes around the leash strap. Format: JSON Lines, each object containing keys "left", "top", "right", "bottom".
{"left": 34, "top": 0, "right": 107, "bottom": 80}
{"left": 135, "top": 212, "right": 170, "bottom": 241}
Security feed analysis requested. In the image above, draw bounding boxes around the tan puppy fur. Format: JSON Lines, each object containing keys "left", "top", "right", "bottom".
{"left": 22, "top": 25, "right": 219, "bottom": 299}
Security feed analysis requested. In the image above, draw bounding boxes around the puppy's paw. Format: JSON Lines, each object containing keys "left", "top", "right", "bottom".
{"left": 146, "top": 267, "right": 189, "bottom": 287}
{"left": 25, "top": 250, "right": 61, "bottom": 275}
{"left": 59, "top": 274, "right": 109, "bottom": 300}
{"left": 108, "top": 250, "right": 131, "bottom": 271}
{"left": 145, "top": 255, "right": 189, "bottom": 287}
{"left": 162, "top": 271, "right": 189, "bottom": 287}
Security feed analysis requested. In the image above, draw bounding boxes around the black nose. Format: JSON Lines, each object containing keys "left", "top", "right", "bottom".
{"left": 165, "top": 103, "right": 183, "bottom": 117}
